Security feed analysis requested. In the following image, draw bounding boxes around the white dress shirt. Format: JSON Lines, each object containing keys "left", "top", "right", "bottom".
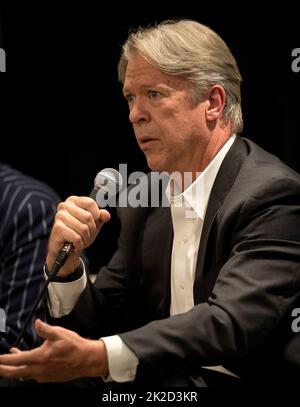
{"left": 47, "top": 135, "right": 236, "bottom": 382}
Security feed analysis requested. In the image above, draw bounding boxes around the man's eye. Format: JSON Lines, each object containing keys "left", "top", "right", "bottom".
{"left": 148, "top": 90, "right": 161, "bottom": 99}
{"left": 125, "top": 95, "right": 135, "bottom": 103}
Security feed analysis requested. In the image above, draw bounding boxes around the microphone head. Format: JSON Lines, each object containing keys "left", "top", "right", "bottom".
{"left": 91, "top": 168, "right": 123, "bottom": 207}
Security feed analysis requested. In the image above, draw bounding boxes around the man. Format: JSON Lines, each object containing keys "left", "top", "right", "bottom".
{"left": 0, "top": 163, "right": 59, "bottom": 353}
{"left": 0, "top": 19, "right": 299, "bottom": 386}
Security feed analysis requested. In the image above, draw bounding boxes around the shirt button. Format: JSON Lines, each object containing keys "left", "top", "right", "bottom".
{"left": 182, "top": 237, "right": 188, "bottom": 244}
{"left": 180, "top": 283, "right": 185, "bottom": 290}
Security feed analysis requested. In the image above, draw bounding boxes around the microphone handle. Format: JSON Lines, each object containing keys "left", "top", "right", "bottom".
{"left": 46, "top": 242, "right": 74, "bottom": 279}
{"left": 13, "top": 242, "right": 74, "bottom": 348}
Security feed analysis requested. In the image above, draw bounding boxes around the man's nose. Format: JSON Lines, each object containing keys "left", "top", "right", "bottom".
{"left": 129, "top": 99, "right": 150, "bottom": 124}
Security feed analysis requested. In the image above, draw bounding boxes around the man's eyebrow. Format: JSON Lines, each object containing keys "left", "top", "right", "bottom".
{"left": 123, "top": 82, "right": 169, "bottom": 95}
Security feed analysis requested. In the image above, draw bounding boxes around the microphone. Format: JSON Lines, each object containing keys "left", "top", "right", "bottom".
{"left": 13, "top": 168, "right": 123, "bottom": 348}
{"left": 90, "top": 167, "right": 123, "bottom": 208}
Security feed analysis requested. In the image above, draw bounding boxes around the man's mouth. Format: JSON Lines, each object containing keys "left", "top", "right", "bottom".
{"left": 138, "top": 137, "right": 159, "bottom": 151}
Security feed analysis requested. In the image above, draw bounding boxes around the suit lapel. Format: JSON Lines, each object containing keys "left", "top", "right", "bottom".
{"left": 141, "top": 206, "right": 173, "bottom": 317}
{"left": 193, "top": 137, "right": 249, "bottom": 303}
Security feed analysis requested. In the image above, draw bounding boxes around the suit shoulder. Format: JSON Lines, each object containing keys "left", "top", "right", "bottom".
{"left": 235, "top": 138, "right": 300, "bottom": 198}
{"left": 242, "top": 138, "right": 300, "bottom": 181}
{"left": 0, "top": 164, "right": 60, "bottom": 212}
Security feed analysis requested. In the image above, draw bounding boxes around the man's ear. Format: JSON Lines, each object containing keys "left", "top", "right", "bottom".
{"left": 205, "top": 85, "right": 226, "bottom": 121}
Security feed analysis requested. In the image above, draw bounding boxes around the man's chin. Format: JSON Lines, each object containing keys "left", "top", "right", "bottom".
{"left": 145, "top": 154, "right": 171, "bottom": 173}
{"left": 146, "top": 160, "right": 164, "bottom": 173}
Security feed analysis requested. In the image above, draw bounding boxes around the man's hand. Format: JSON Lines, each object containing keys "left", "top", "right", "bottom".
{"left": 0, "top": 319, "right": 109, "bottom": 383}
{"left": 46, "top": 196, "right": 110, "bottom": 277}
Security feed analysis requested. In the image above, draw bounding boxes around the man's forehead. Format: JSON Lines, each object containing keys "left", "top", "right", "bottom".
{"left": 124, "top": 56, "right": 186, "bottom": 91}
{"left": 125, "top": 54, "right": 162, "bottom": 80}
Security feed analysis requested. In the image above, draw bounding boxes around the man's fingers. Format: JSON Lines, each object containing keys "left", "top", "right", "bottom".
{"left": 10, "top": 347, "right": 21, "bottom": 354}
{"left": 0, "top": 363, "right": 44, "bottom": 381}
{"left": 0, "top": 347, "right": 41, "bottom": 365}
{"left": 0, "top": 321, "right": 59, "bottom": 366}
{"left": 58, "top": 201, "right": 98, "bottom": 232}
{"left": 65, "top": 196, "right": 101, "bottom": 220}
{"left": 99, "top": 209, "right": 111, "bottom": 226}
{"left": 0, "top": 365, "right": 27, "bottom": 379}
{"left": 65, "top": 196, "right": 111, "bottom": 226}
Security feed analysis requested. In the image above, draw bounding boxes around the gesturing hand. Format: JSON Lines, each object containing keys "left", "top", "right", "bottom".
{"left": 0, "top": 319, "right": 108, "bottom": 383}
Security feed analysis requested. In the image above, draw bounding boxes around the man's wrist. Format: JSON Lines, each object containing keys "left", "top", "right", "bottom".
{"left": 45, "top": 258, "right": 84, "bottom": 282}
{"left": 82, "top": 339, "right": 109, "bottom": 378}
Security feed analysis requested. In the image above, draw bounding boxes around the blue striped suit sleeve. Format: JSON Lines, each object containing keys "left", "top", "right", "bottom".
{"left": 0, "top": 165, "right": 59, "bottom": 352}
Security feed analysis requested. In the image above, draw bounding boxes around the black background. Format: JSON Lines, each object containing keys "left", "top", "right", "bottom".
{"left": 0, "top": 2, "right": 299, "bottom": 271}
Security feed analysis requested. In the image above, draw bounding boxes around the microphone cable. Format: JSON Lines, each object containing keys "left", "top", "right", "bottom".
{"left": 13, "top": 242, "right": 73, "bottom": 348}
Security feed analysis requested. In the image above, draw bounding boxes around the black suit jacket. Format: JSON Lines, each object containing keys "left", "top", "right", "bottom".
{"left": 57, "top": 137, "right": 300, "bottom": 385}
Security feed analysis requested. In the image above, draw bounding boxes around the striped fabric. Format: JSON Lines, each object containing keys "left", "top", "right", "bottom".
{"left": 0, "top": 164, "right": 59, "bottom": 352}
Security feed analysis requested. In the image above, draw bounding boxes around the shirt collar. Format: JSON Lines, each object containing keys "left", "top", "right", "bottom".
{"left": 166, "top": 135, "right": 236, "bottom": 220}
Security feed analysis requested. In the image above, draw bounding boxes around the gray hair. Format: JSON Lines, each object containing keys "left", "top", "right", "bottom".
{"left": 118, "top": 19, "right": 243, "bottom": 133}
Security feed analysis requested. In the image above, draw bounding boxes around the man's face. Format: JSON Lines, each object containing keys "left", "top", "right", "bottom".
{"left": 123, "top": 53, "right": 209, "bottom": 174}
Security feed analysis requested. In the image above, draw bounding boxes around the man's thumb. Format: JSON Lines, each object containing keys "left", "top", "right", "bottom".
{"left": 35, "top": 319, "right": 58, "bottom": 340}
